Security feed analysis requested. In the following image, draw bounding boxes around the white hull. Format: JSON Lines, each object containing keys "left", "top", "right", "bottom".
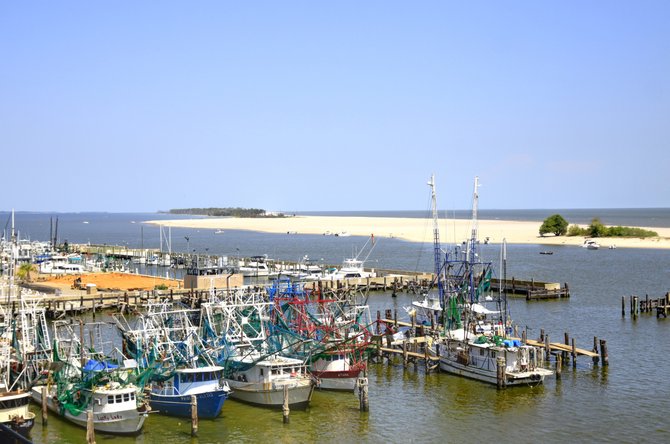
{"left": 316, "top": 376, "right": 358, "bottom": 391}
{"left": 436, "top": 338, "right": 553, "bottom": 387}
{"left": 32, "top": 386, "right": 146, "bottom": 434}
{"left": 225, "top": 379, "right": 314, "bottom": 407}
{"left": 439, "top": 358, "right": 549, "bottom": 386}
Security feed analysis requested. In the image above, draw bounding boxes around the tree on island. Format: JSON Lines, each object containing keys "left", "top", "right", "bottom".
{"left": 539, "top": 214, "right": 569, "bottom": 236}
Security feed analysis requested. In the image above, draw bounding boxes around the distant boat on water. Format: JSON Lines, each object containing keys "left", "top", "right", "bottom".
{"left": 583, "top": 240, "right": 600, "bottom": 250}
{"left": 215, "top": 230, "right": 224, "bottom": 234}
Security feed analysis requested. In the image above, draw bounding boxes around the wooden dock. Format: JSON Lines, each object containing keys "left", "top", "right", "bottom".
{"left": 490, "top": 278, "right": 570, "bottom": 300}
{"left": 622, "top": 293, "right": 670, "bottom": 318}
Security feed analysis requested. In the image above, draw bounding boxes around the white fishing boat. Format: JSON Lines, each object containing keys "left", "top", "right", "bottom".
{"left": 321, "top": 258, "right": 376, "bottom": 280}
{"left": 430, "top": 176, "right": 553, "bottom": 387}
{"left": 437, "top": 328, "right": 553, "bottom": 386}
{"left": 0, "top": 342, "right": 34, "bottom": 437}
{"left": 31, "top": 380, "right": 147, "bottom": 434}
{"left": 38, "top": 254, "right": 84, "bottom": 274}
{"left": 309, "top": 350, "right": 364, "bottom": 391}
{"left": 225, "top": 351, "right": 314, "bottom": 408}
{"left": 239, "top": 256, "right": 275, "bottom": 277}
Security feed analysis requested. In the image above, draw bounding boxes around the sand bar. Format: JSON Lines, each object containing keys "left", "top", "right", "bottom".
{"left": 146, "top": 216, "right": 670, "bottom": 250}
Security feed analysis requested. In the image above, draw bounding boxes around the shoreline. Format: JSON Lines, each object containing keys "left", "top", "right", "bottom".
{"left": 145, "top": 216, "right": 670, "bottom": 250}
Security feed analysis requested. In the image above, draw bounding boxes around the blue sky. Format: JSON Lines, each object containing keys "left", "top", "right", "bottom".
{"left": 1, "top": 2, "right": 668, "bottom": 212}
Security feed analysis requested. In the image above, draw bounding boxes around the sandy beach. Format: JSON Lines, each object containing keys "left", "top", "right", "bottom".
{"left": 146, "top": 216, "right": 670, "bottom": 250}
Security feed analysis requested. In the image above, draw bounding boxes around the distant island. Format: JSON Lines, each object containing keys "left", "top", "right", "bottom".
{"left": 166, "top": 207, "right": 286, "bottom": 218}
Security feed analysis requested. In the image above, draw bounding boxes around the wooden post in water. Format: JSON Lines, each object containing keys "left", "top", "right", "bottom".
{"left": 564, "top": 332, "right": 570, "bottom": 364}
{"left": 592, "top": 336, "right": 600, "bottom": 365}
{"left": 544, "top": 334, "right": 550, "bottom": 361}
{"left": 645, "top": 294, "right": 649, "bottom": 313}
{"left": 621, "top": 296, "right": 625, "bottom": 317}
{"left": 282, "top": 384, "right": 290, "bottom": 424}
{"left": 41, "top": 386, "right": 48, "bottom": 425}
{"left": 539, "top": 329, "right": 545, "bottom": 342}
{"left": 394, "top": 309, "right": 398, "bottom": 328}
{"left": 376, "top": 311, "right": 381, "bottom": 335}
{"left": 633, "top": 296, "right": 639, "bottom": 318}
{"left": 521, "top": 329, "right": 527, "bottom": 345}
{"left": 555, "top": 353, "right": 562, "bottom": 380}
{"left": 86, "top": 409, "right": 95, "bottom": 444}
{"left": 358, "top": 375, "right": 369, "bottom": 412}
{"left": 191, "top": 395, "right": 198, "bottom": 436}
{"left": 496, "top": 356, "right": 506, "bottom": 389}
{"left": 599, "top": 339, "right": 609, "bottom": 366}
{"left": 402, "top": 340, "right": 408, "bottom": 367}
{"left": 571, "top": 338, "right": 577, "bottom": 368}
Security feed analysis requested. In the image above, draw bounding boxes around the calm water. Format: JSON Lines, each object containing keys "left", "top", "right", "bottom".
{"left": 5, "top": 211, "right": 670, "bottom": 443}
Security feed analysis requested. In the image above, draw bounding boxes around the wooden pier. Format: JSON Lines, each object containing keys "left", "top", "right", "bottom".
{"left": 622, "top": 292, "right": 670, "bottom": 318}
{"left": 490, "top": 278, "right": 570, "bottom": 300}
{"left": 369, "top": 308, "right": 608, "bottom": 373}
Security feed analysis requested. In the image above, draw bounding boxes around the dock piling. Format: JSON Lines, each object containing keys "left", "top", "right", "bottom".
{"left": 496, "top": 357, "right": 506, "bottom": 389}
{"left": 41, "top": 386, "right": 48, "bottom": 425}
{"left": 282, "top": 384, "right": 290, "bottom": 424}
{"left": 86, "top": 409, "right": 95, "bottom": 444}
{"left": 191, "top": 395, "right": 198, "bottom": 436}
{"left": 358, "top": 376, "right": 369, "bottom": 412}
{"left": 592, "top": 336, "right": 600, "bottom": 365}
{"left": 599, "top": 339, "right": 609, "bottom": 366}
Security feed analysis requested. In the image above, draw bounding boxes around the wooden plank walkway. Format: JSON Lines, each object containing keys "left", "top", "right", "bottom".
{"left": 523, "top": 338, "right": 599, "bottom": 358}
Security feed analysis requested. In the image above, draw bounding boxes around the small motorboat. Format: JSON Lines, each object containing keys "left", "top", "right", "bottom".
{"left": 539, "top": 251, "right": 554, "bottom": 255}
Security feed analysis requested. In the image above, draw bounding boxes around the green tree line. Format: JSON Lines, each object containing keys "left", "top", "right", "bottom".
{"left": 167, "top": 208, "right": 284, "bottom": 217}
{"left": 540, "top": 214, "right": 658, "bottom": 238}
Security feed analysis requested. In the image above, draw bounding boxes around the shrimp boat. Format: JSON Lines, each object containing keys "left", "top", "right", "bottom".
{"left": 31, "top": 321, "right": 150, "bottom": 434}
{"left": 200, "top": 290, "right": 314, "bottom": 408}
{"left": 148, "top": 366, "right": 231, "bottom": 418}
{"left": 0, "top": 341, "right": 34, "bottom": 437}
{"left": 225, "top": 349, "right": 314, "bottom": 408}
{"left": 268, "top": 279, "right": 372, "bottom": 391}
{"left": 114, "top": 303, "right": 231, "bottom": 419}
{"left": 31, "top": 364, "right": 148, "bottom": 434}
{"left": 431, "top": 176, "right": 553, "bottom": 386}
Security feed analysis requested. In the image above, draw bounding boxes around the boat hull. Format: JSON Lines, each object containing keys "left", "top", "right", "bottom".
{"left": 439, "top": 358, "right": 547, "bottom": 386}
{"left": 149, "top": 390, "right": 228, "bottom": 418}
{"left": 226, "top": 380, "right": 314, "bottom": 408}
{"left": 31, "top": 387, "right": 146, "bottom": 435}
{"left": 311, "top": 369, "right": 361, "bottom": 391}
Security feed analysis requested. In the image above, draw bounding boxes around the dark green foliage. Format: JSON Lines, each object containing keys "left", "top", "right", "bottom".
{"left": 566, "top": 218, "right": 658, "bottom": 238}
{"left": 589, "top": 218, "right": 608, "bottom": 238}
{"left": 167, "top": 207, "right": 284, "bottom": 218}
{"left": 539, "top": 214, "right": 569, "bottom": 236}
{"left": 567, "top": 225, "right": 588, "bottom": 236}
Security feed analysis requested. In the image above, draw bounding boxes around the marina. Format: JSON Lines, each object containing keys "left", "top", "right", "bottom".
{"left": 1, "top": 209, "right": 670, "bottom": 443}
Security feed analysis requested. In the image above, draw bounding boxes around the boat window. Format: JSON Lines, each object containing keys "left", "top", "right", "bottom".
{"left": 259, "top": 369, "right": 264, "bottom": 376}
{"left": 108, "top": 396, "right": 114, "bottom": 404}
{"left": 480, "top": 349, "right": 485, "bottom": 356}
{"left": 131, "top": 393, "right": 135, "bottom": 400}
{"left": 116, "top": 395, "right": 123, "bottom": 403}
{"left": 491, "top": 352, "right": 496, "bottom": 358}
{"left": 123, "top": 393, "right": 130, "bottom": 402}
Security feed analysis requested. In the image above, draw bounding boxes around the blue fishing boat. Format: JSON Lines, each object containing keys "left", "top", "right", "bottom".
{"left": 149, "top": 366, "right": 231, "bottom": 418}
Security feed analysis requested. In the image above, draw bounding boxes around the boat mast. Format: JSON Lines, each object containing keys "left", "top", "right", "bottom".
{"left": 468, "top": 176, "right": 479, "bottom": 263}
{"left": 428, "top": 175, "right": 444, "bottom": 308}
{"left": 500, "top": 238, "right": 508, "bottom": 334}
